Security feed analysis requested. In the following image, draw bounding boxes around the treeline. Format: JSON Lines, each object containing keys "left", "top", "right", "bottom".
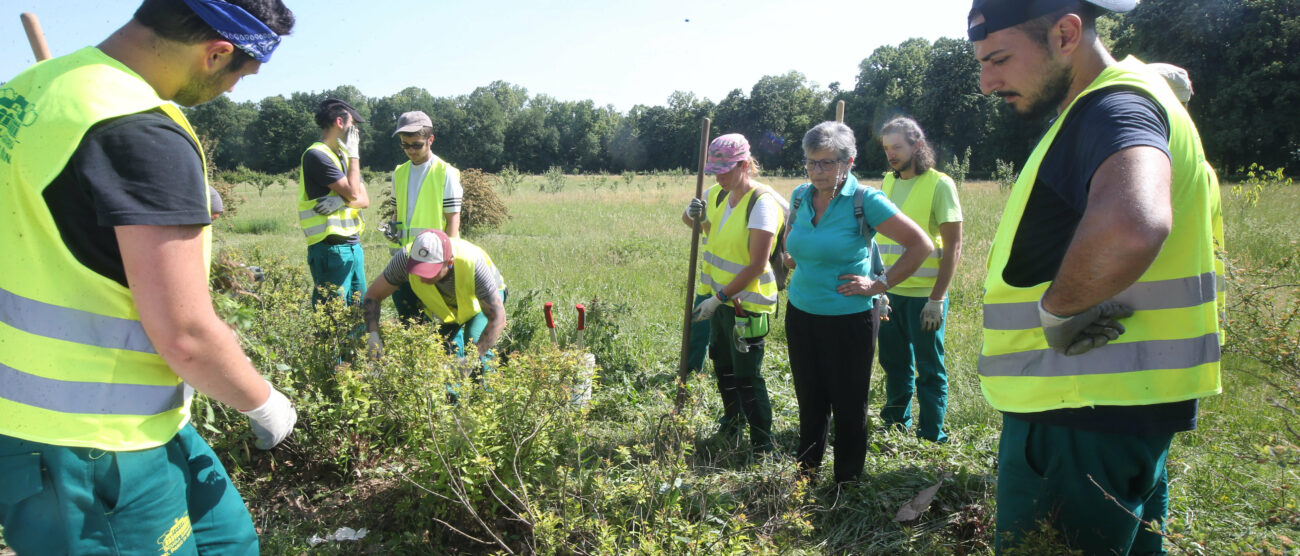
{"left": 184, "top": 0, "right": 1299, "bottom": 177}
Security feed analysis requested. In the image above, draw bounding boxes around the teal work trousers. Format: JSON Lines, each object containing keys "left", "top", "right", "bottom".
{"left": 996, "top": 414, "right": 1173, "bottom": 555}
{"left": 0, "top": 424, "right": 257, "bottom": 555}
{"left": 307, "top": 241, "right": 367, "bottom": 306}
{"left": 878, "top": 293, "right": 948, "bottom": 442}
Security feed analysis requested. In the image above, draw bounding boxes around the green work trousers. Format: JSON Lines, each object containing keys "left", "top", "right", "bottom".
{"left": 996, "top": 414, "right": 1173, "bottom": 555}
{"left": 878, "top": 293, "right": 949, "bottom": 442}
{"left": 307, "top": 241, "right": 367, "bottom": 306}
{"left": 392, "top": 281, "right": 431, "bottom": 325}
{"left": 686, "top": 293, "right": 713, "bottom": 372}
{"left": 0, "top": 424, "right": 257, "bottom": 555}
{"left": 709, "top": 308, "right": 773, "bottom": 452}
{"left": 436, "top": 289, "right": 508, "bottom": 359}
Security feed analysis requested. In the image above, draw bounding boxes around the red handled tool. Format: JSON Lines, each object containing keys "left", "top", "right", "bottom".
{"left": 575, "top": 303, "right": 586, "bottom": 350}
{"left": 544, "top": 302, "right": 559, "bottom": 346}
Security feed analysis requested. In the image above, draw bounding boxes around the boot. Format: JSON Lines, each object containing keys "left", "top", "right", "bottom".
{"left": 714, "top": 367, "right": 744, "bottom": 439}
{"left": 738, "top": 377, "right": 774, "bottom": 454}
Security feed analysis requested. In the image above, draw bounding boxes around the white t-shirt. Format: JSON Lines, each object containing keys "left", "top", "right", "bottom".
{"left": 717, "top": 193, "right": 780, "bottom": 234}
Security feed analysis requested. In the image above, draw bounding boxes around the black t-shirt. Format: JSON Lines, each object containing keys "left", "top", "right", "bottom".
{"left": 301, "top": 147, "right": 358, "bottom": 244}
{"left": 1000, "top": 87, "right": 1198, "bottom": 436}
{"left": 43, "top": 109, "right": 209, "bottom": 288}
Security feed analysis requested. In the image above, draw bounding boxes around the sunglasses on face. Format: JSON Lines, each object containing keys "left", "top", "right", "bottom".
{"left": 401, "top": 141, "right": 426, "bottom": 150}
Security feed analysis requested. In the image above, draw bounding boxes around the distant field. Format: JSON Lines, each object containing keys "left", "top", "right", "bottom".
{"left": 204, "top": 171, "right": 1299, "bottom": 553}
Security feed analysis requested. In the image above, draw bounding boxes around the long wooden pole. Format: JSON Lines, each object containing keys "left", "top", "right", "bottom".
{"left": 21, "top": 13, "right": 52, "bottom": 62}
{"left": 673, "top": 117, "right": 712, "bottom": 415}
{"left": 836, "top": 99, "right": 845, "bottom": 123}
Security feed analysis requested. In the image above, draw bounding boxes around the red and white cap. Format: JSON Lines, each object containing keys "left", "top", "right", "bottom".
{"left": 407, "top": 230, "right": 453, "bottom": 279}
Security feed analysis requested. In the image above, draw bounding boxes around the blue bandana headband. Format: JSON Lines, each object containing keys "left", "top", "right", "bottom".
{"left": 181, "top": 0, "right": 281, "bottom": 63}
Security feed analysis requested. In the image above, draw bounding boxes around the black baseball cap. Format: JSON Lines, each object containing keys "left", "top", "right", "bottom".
{"left": 968, "top": 0, "right": 1136, "bottom": 41}
{"left": 315, "top": 98, "right": 366, "bottom": 127}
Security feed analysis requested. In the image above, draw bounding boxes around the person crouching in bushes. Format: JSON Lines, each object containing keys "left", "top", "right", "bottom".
{"left": 362, "top": 230, "right": 507, "bottom": 390}
{"left": 783, "top": 121, "right": 932, "bottom": 483}
{"left": 681, "top": 133, "right": 784, "bottom": 454}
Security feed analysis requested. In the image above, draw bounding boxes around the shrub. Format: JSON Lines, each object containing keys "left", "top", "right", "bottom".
{"left": 496, "top": 164, "right": 525, "bottom": 195}
{"left": 541, "top": 165, "right": 567, "bottom": 193}
{"left": 993, "top": 159, "right": 1017, "bottom": 191}
{"left": 460, "top": 168, "right": 510, "bottom": 235}
{"left": 944, "top": 146, "right": 972, "bottom": 189}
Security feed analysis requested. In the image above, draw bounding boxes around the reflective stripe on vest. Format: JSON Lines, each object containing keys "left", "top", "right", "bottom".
{"left": 0, "top": 47, "right": 206, "bottom": 450}
{"left": 877, "top": 170, "right": 946, "bottom": 289}
{"left": 298, "top": 143, "right": 365, "bottom": 245}
{"left": 699, "top": 184, "right": 782, "bottom": 314}
{"left": 391, "top": 157, "right": 453, "bottom": 248}
{"left": 977, "top": 56, "right": 1221, "bottom": 413}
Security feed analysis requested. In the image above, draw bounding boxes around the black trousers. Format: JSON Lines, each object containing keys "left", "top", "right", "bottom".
{"left": 785, "top": 301, "right": 879, "bottom": 482}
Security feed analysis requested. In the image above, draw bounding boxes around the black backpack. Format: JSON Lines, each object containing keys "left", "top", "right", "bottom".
{"left": 788, "top": 183, "right": 886, "bottom": 279}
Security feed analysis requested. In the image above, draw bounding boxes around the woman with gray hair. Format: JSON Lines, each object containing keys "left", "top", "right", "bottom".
{"left": 783, "top": 121, "right": 932, "bottom": 483}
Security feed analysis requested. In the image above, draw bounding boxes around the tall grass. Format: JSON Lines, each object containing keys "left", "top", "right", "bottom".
{"left": 193, "top": 171, "right": 1300, "bottom": 554}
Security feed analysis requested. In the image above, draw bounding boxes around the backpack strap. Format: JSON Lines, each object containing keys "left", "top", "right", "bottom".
{"left": 853, "top": 185, "right": 868, "bottom": 238}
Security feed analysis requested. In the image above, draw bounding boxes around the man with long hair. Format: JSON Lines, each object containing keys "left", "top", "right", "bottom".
{"left": 875, "top": 117, "right": 963, "bottom": 444}
{"left": 0, "top": 1, "right": 296, "bottom": 552}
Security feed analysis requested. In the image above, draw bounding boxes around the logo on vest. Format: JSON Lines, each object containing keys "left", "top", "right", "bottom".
{"left": 0, "top": 88, "right": 39, "bottom": 164}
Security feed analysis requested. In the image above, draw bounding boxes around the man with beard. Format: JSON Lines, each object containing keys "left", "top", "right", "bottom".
{"left": 969, "top": 0, "right": 1221, "bottom": 553}
{"left": 875, "top": 117, "right": 963, "bottom": 444}
{"left": 0, "top": 0, "right": 297, "bottom": 553}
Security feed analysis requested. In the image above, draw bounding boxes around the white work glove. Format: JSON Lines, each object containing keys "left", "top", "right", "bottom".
{"left": 240, "top": 381, "right": 297, "bottom": 450}
{"left": 692, "top": 294, "right": 723, "bottom": 322}
{"left": 367, "top": 331, "right": 384, "bottom": 359}
{"left": 920, "top": 298, "right": 945, "bottom": 332}
{"left": 685, "top": 197, "right": 707, "bottom": 222}
{"left": 1039, "top": 299, "right": 1135, "bottom": 356}
{"left": 337, "top": 125, "right": 360, "bottom": 160}
{"left": 313, "top": 195, "right": 346, "bottom": 215}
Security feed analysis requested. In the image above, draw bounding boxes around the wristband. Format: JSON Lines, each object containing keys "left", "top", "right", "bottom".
{"left": 716, "top": 290, "right": 730, "bottom": 302}
{"left": 877, "top": 274, "right": 890, "bottom": 291}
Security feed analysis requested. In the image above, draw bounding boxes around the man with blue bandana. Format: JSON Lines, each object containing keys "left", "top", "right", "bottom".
{"left": 969, "top": 0, "right": 1221, "bottom": 553}
{"left": 0, "top": 0, "right": 295, "bottom": 554}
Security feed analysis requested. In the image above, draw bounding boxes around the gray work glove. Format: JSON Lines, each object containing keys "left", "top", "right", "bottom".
{"left": 379, "top": 221, "right": 403, "bottom": 244}
{"left": 685, "top": 197, "right": 707, "bottom": 222}
{"left": 692, "top": 294, "right": 723, "bottom": 322}
{"left": 367, "top": 331, "right": 384, "bottom": 360}
{"left": 920, "top": 298, "right": 945, "bottom": 332}
{"left": 337, "top": 125, "right": 361, "bottom": 160}
{"left": 240, "top": 380, "right": 297, "bottom": 449}
{"left": 313, "top": 196, "right": 346, "bottom": 215}
{"left": 1039, "top": 299, "right": 1135, "bottom": 356}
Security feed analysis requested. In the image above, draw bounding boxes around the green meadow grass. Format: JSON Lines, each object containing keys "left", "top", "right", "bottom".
{"left": 210, "top": 172, "right": 1298, "bottom": 554}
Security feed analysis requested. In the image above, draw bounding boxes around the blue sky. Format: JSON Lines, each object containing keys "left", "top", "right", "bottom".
{"left": 4, "top": 0, "right": 972, "bottom": 110}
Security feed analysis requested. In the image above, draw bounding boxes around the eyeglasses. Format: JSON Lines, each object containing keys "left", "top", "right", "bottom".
{"left": 804, "top": 158, "right": 845, "bottom": 173}
{"left": 400, "top": 141, "right": 426, "bottom": 150}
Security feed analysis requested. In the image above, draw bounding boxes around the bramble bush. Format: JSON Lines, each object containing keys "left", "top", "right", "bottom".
{"left": 459, "top": 168, "right": 510, "bottom": 235}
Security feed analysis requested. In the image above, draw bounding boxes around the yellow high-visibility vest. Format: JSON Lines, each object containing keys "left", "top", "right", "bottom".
{"left": 408, "top": 238, "right": 505, "bottom": 324}
{"left": 390, "top": 155, "right": 456, "bottom": 248}
{"left": 0, "top": 47, "right": 212, "bottom": 450}
{"left": 877, "top": 168, "right": 947, "bottom": 291}
{"left": 979, "top": 56, "right": 1221, "bottom": 413}
{"left": 298, "top": 143, "right": 365, "bottom": 245}
{"left": 699, "top": 183, "right": 782, "bottom": 315}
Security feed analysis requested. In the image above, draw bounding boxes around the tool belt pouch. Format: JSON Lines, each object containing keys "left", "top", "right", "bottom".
{"left": 733, "top": 312, "right": 769, "bottom": 339}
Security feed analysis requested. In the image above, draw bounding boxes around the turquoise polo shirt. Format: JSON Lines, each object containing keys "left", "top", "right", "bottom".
{"left": 786, "top": 174, "right": 900, "bottom": 316}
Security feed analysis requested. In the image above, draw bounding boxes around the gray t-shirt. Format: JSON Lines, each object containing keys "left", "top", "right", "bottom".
{"left": 382, "top": 248, "right": 503, "bottom": 310}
